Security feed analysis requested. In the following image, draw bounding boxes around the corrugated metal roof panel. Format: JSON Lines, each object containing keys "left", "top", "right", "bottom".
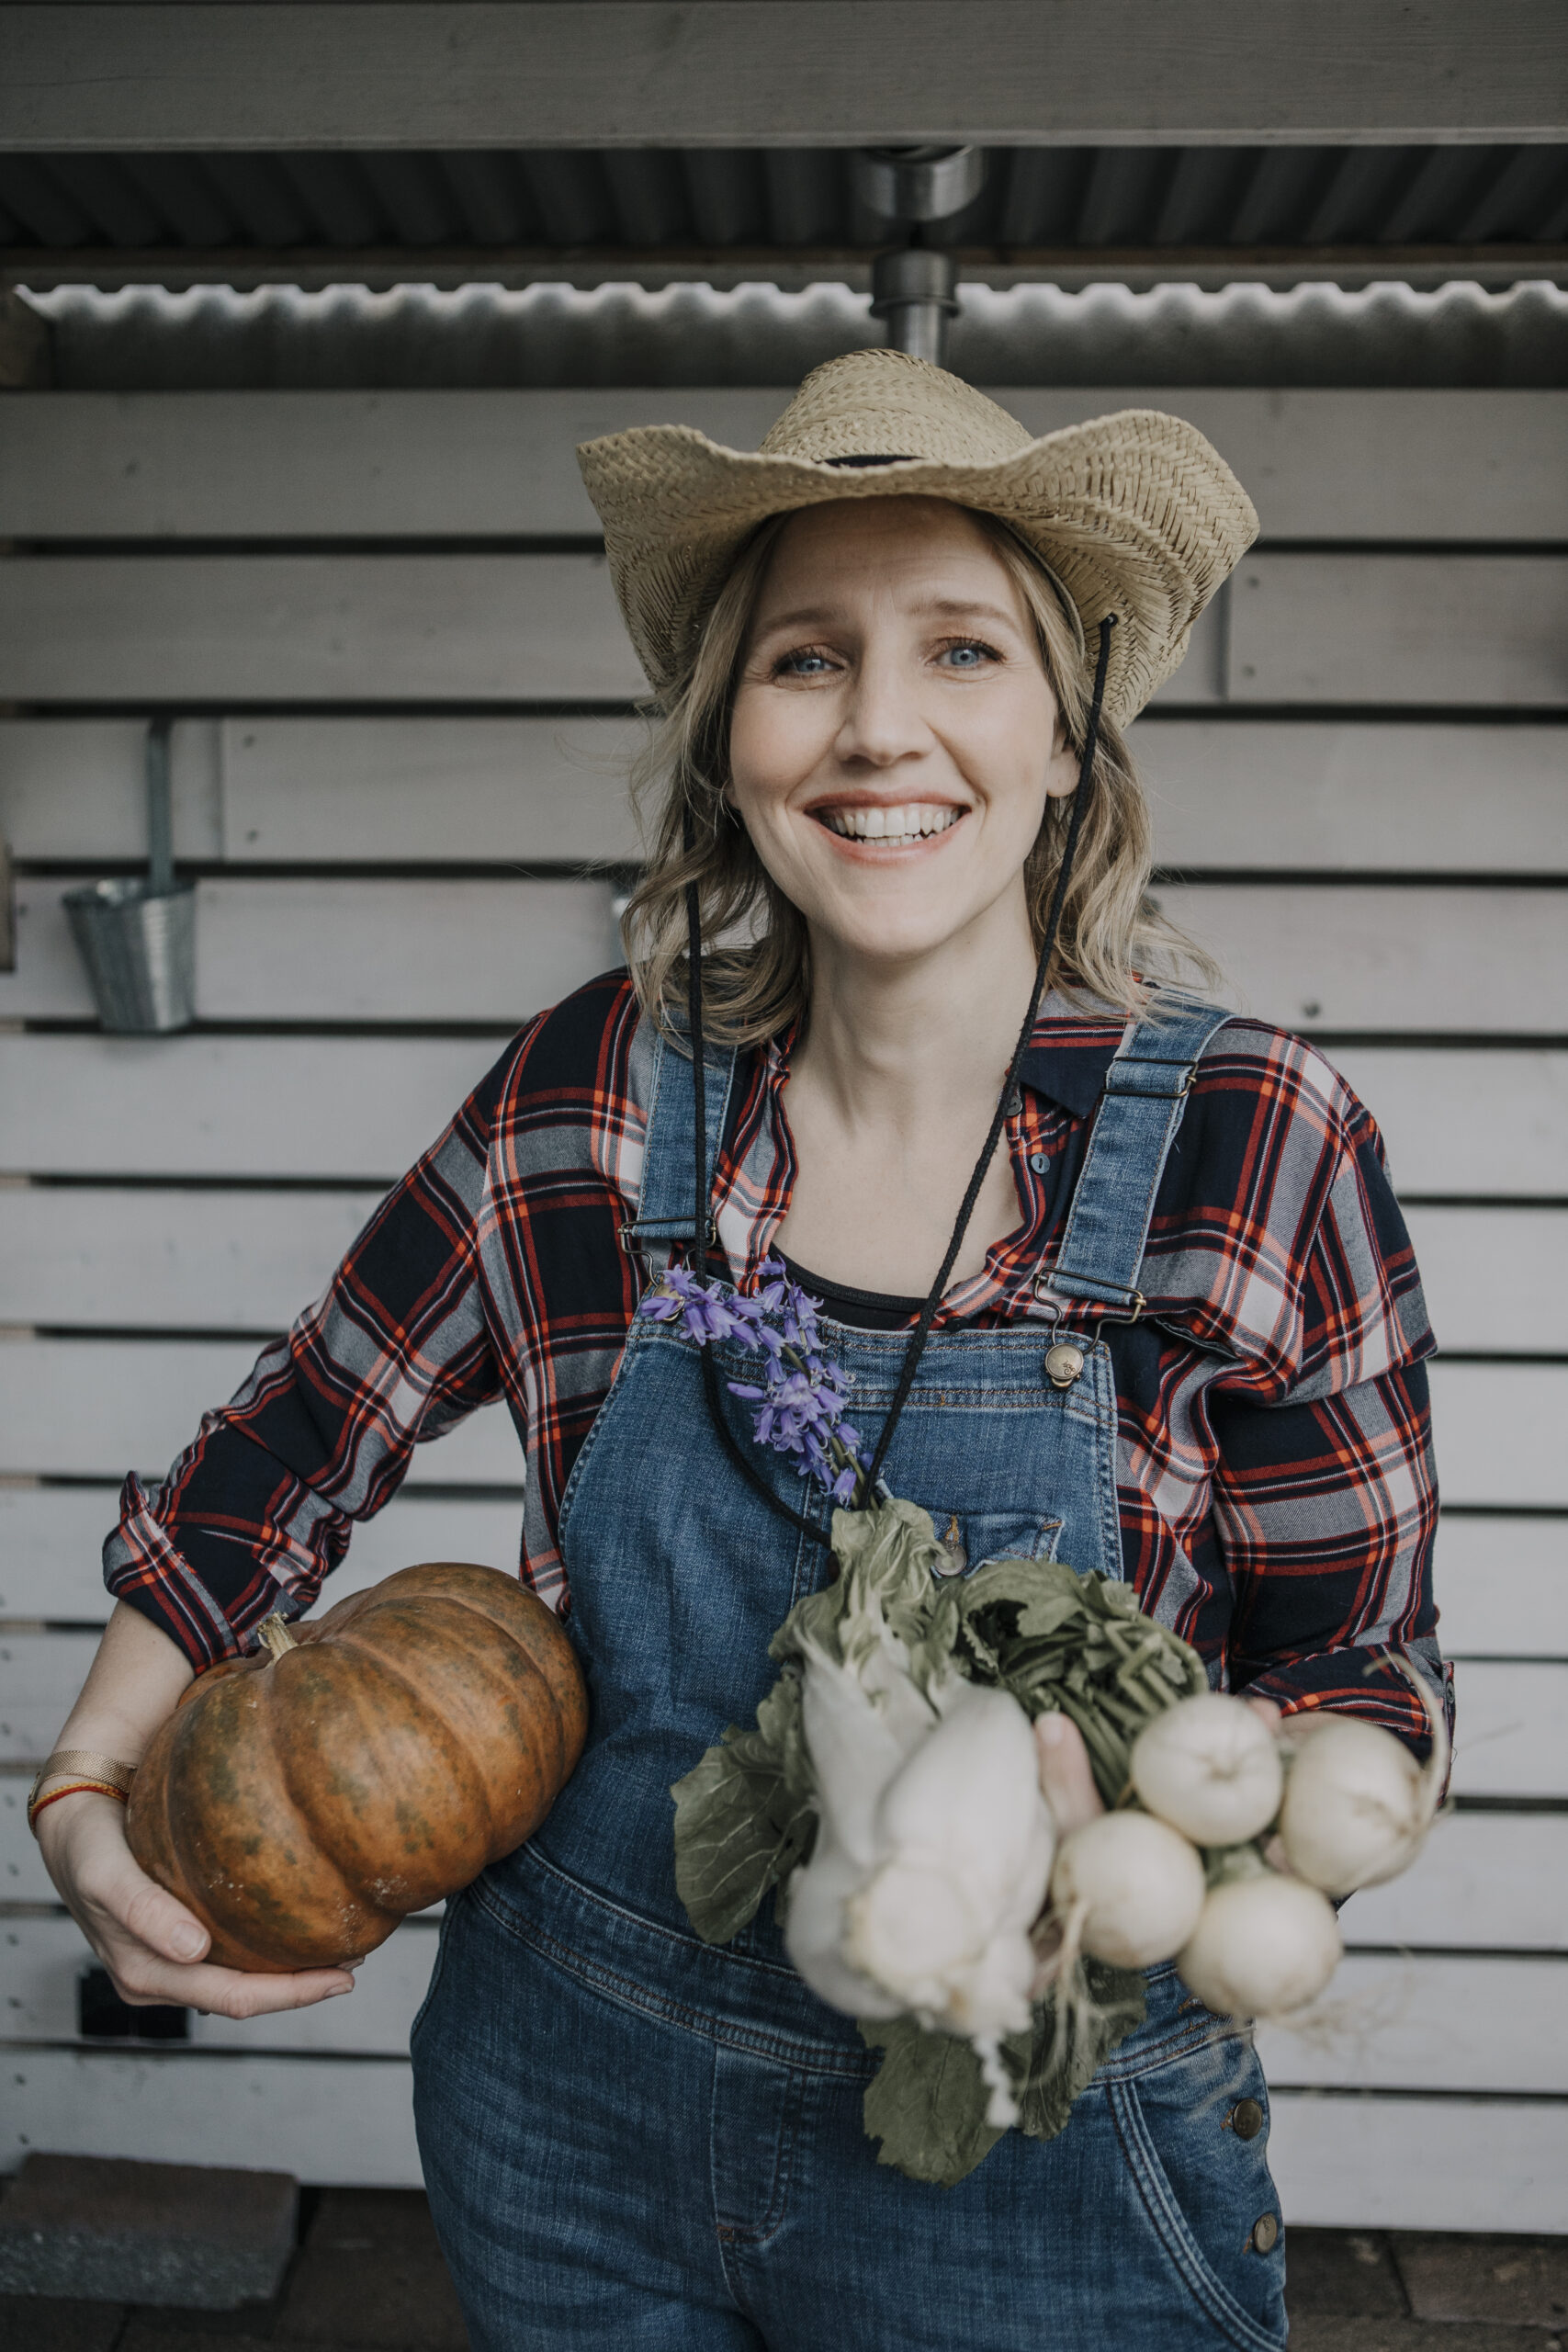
{"left": 23, "top": 277, "right": 1568, "bottom": 390}
{"left": 3, "top": 143, "right": 1566, "bottom": 258}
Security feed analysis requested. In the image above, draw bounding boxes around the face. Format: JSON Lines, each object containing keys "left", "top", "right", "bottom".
{"left": 728, "top": 498, "right": 1078, "bottom": 969}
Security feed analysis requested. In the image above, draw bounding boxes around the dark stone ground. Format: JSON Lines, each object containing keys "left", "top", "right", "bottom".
{"left": 0, "top": 2192, "right": 1562, "bottom": 2350}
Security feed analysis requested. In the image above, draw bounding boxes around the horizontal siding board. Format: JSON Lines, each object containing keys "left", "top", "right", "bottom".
{"left": 1, "top": 2055, "right": 1563, "bottom": 2225}
{"left": 1, "top": 1913, "right": 436, "bottom": 2056}
{"left": 0, "top": 1341, "right": 1553, "bottom": 1511}
{"left": 1, "top": 877, "right": 620, "bottom": 1024}
{"left": 8, "top": 1190, "right": 1556, "bottom": 1359}
{"left": 0, "top": 1339, "right": 525, "bottom": 1498}
{"left": 0, "top": 1486, "right": 525, "bottom": 1623}
{"left": 1232, "top": 554, "right": 1568, "bottom": 708}
{"left": 1434, "top": 1513, "right": 1566, "bottom": 1662}
{"left": 1327, "top": 1048, "right": 1568, "bottom": 1201}
{"left": 1266, "top": 2093, "right": 1568, "bottom": 2234}
{"left": 1160, "top": 884, "right": 1568, "bottom": 1036}
{"left": 9, "top": 874, "right": 1563, "bottom": 1032}
{"left": 8, "top": 717, "right": 1563, "bottom": 875}
{"left": 0, "top": 1035, "right": 513, "bottom": 1182}
{"left": 0, "top": 554, "right": 644, "bottom": 704}
{"left": 1341, "top": 1812, "right": 1568, "bottom": 1953}
{"left": 0, "top": 2047, "right": 423, "bottom": 2188}
{"left": 4, "top": 391, "right": 1563, "bottom": 546}
{"left": 6, "top": 1034, "right": 1562, "bottom": 1193}
{"left": 1428, "top": 1363, "right": 1568, "bottom": 1513}
{"left": 1256, "top": 1953, "right": 1568, "bottom": 2095}
{"left": 1137, "top": 720, "right": 1568, "bottom": 877}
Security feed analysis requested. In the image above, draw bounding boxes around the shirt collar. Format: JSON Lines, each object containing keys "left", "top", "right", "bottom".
{"left": 1018, "top": 1007, "right": 1126, "bottom": 1120}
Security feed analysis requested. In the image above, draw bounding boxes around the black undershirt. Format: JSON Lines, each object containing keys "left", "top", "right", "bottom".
{"left": 778, "top": 1253, "right": 924, "bottom": 1332}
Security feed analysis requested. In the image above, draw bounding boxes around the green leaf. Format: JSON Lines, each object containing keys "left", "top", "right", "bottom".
{"left": 671, "top": 1702, "right": 813, "bottom": 1945}
{"left": 858, "top": 2017, "right": 1009, "bottom": 2187}
{"left": 1014, "top": 1960, "right": 1146, "bottom": 2143}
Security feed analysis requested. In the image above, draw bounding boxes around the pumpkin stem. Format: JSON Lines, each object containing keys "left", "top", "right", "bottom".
{"left": 257, "top": 1612, "right": 301, "bottom": 1662}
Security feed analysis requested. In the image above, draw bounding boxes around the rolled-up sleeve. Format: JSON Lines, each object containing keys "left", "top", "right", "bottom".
{"left": 104, "top": 1043, "right": 520, "bottom": 1668}
{"left": 1205, "top": 1101, "right": 1448, "bottom": 1756}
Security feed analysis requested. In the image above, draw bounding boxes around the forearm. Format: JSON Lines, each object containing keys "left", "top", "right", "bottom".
{"left": 50, "top": 1599, "right": 194, "bottom": 1765}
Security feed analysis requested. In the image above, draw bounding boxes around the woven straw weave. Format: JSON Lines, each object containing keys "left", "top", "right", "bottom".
{"left": 576, "top": 348, "right": 1258, "bottom": 729}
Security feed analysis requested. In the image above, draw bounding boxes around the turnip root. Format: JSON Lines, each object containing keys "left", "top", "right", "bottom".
{"left": 1177, "top": 1871, "right": 1342, "bottom": 2018}
{"left": 1130, "top": 1692, "right": 1283, "bottom": 1848}
{"left": 1277, "top": 1663, "right": 1448, "bottom": 1897}
{"left": 1048, "top": 1810, "right": 1207, "bottom": 1972}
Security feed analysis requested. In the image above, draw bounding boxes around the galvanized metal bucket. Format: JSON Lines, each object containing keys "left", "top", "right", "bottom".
{"left": 63, "top": 875, "right": 197, "bottom": 1033}
{"left": 62, "top": 717, "right": 196, "bottom": 1034}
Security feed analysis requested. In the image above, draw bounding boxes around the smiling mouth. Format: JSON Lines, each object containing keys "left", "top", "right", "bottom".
{"left": 815, "top": 803, "right": 965, "bottom": 847}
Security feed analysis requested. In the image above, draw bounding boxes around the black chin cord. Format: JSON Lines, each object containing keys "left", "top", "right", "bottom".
{"left": 682, "top": 614, "right": 1116, "bottom": 1544}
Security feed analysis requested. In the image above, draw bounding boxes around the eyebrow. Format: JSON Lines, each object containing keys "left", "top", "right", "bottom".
{"left": 750, "top": 595, "right": 1025, "bottom": 636}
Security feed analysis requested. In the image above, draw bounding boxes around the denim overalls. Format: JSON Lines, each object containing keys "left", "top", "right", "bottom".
{"left": 412, "top": 999, "right": 1289, "bottom": 2352}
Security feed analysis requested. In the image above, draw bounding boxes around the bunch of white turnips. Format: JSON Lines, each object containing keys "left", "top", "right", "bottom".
{"left": 784, "top": 1644, "right": 1448, "bottom": 2126}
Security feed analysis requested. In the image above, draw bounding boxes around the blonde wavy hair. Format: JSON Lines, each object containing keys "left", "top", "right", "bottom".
{"left": 619, "top": 505, "right": 1217, "bottom": 1045}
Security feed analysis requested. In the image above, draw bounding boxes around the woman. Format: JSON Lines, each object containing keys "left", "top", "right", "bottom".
{"left": 33, "top": 352, "right": 1445, "bottom": 2350}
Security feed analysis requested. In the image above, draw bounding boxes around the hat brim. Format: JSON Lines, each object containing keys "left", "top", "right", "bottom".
{"left": 577, "top": 408, "right": 1258, "bottom": 729}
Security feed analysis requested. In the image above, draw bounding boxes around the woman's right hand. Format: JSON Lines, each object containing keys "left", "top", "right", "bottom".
{"left": 38, "top": 1787, "right": 355, "bottom": 2018}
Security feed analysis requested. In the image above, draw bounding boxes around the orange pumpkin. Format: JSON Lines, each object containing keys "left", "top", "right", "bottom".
{"left": 127, "top": 1562, "right": 588, "bottom": 1972}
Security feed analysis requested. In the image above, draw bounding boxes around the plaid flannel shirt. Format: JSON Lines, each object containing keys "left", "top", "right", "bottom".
{"left": 107, "top": 971, "right": 1445, "bottom": 1747}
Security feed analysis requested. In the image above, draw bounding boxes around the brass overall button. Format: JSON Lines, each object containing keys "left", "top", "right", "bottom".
{"left": 1228, "top": 2098, "right": 1265, "bottom": 2142}
{"left": 1250, "top": 2213, "right": 1280, "bottom": 2255}
{"left": 1044, "top": 1340, "right": 1086, "bottom": 1390}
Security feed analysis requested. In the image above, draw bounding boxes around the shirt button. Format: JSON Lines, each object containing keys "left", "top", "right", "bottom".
{"left": 1030, "top": 1151, "right": 1048, "bottom": 1172}
{"left": 1250, "top": 2213, "right": 1280, "bottom": 2255}
{"left": 1228, "top": 2098, "right": 1265, "bottom": 2142}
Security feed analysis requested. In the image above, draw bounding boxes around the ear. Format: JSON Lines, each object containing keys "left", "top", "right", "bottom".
{"left": 1043, "top": 726, "right": 1081, "bottom": 802}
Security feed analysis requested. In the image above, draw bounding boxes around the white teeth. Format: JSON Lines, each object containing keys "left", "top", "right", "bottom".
{"left": 820, "top": 803, "right": 963, "bottom": 844}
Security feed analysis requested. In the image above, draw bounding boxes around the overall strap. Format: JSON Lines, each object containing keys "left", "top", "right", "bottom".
{"left": 1048, "top": 991, "right": 1234, "bottom": 1315}
{"left": 624, "top": 1023, "right": 740, "bottom": 1272}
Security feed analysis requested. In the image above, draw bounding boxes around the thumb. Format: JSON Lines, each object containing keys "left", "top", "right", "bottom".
{"left": 105, "top": 1850, "right": 212, "bottom": 1965}
{"left": 1035, "top": 1713, "right": 1104, "bottom": 1838}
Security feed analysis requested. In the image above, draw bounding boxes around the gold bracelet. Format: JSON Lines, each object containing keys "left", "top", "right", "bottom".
{"left": 28, "top": 1747, "right": 138, "bottom": 1819}
{"left": 28, "top": 1780, "right": 132, "bottom": 1835}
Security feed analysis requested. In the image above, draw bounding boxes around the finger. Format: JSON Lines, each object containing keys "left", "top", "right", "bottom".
{"left": 1035, "top": 1713, "right": 1104, "bottom": 1836}
{"left": 103, "top": 1950, "right": 356, "bottom": 2018}
{"left": 104, "top": 1859, "right": 213, "bottom": 1967}
{"left": 1246, "top": 1697, "right": 1283, "bottom": 1730}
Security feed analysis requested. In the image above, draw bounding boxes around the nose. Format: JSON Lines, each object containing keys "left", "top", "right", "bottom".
{"left": 832, "top": 645, "right": 929, "bottom": 770}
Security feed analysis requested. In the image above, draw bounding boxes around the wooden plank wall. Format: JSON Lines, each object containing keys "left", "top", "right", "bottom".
{"left": 0, "top": 386, "right": 1563, "bottom": 2230}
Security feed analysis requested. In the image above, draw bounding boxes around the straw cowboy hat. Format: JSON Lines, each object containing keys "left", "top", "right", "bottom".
{"left": 577, "top": 347, "right": 1258, "bottom": 731}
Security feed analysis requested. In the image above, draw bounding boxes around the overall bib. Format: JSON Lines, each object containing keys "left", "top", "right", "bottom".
{"left": 412, "top": 1001, "right": 1289, "bottom": 2352}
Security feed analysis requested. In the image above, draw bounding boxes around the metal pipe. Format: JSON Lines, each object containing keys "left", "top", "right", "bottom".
{"left": 870, "top": 244, "right": 961, "bottom": 367}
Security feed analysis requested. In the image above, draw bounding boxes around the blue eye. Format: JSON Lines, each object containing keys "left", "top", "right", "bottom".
{"left": 941, "top": 640, "right": 995, "bottom": 669}
{"left": 776, "top": 649, "right": 832, "bottom": 677}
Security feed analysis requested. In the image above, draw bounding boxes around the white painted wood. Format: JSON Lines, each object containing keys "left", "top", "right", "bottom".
{"left": 17, "top": 870, "right": 1562, "bottom": 1031}
{"left": 0, "top": 2045, "right": 423, "bottom": 2187}
{"left": 1258, "top": 1953, "right": 1568, "bottom": 2094}
{"left": 0, "top": 1629, "right": 98, "bottom": 1759}
{"left": 0, "top": 1484, "right": 523, "bottom": 1623}
{"left": 6, "top": 391, "right": 1564, "bottom": 547}
{"left": 1232, "top": 555, "right": 1568, "bottom": 709}
{"left": 1341, "top": 1812, "right": 1568, "bottom": 1953}
{"left": 0, "top": 1339, "right": 525, "bottom": 1495}
{"left": 3, "top": 876, "right": 620, "bottom": 1023}
{"left": 1435, "top": 1514, "right": 1567, "bottom": 1661}
{"left": 1328, "top": 1047, "right": 1568, "bottom": 1201}
{"left": 1428, "top": 1363, "right": 1568, "bottom": 1514}
{"left": 1, "top": 1911, "right": 437, "bottom": 2055}
{"left": 1405, "top": 1207, "right": 1568, "bottom": 1357}
{"left": 0, "top": 719, "right": 221, "bottom": 862}
{"left": 0, "top": 554, "right": 643, "bottom": 704}
{"left": 1450, "top": 1661, "right": 1568, "bottom": 1801}
{"left": 4, "top": 4, "right": 1554, "bottom": 151}
{"left": 1160, "top": 884, "right": 1568, "bottom": 1035}
{"left": 5, "top": 1035, "right": 1561, "bottom": 1197}
{"left": 0, "top": 1185, "right": 386, "bottom": 1332}
{"left": 7, "top": 716, "right": 1561, "bottom": 876}
{"left": 0, "top": 1034, "right": 511, "bottom": 1182}
{"left": 221, "top": 713, "right": 644, "bottom": 865}
{"left": 0, "top": 1770, "right": 52, "bottom": 1901}
{"left": 1136, "top": 720, "right": 1568, "bottom": 877}
{"left": 1267, "top": 2092, "right": 1568, "bottom": 2233}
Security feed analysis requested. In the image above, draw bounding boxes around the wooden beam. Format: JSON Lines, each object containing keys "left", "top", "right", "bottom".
{"left": 3, "top": 5, "right": 1563, "bottom": 152}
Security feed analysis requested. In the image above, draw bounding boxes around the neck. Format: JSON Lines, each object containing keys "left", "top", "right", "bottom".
{"left": 795, "top": 891, "right": 1041, "bottom": 1136}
